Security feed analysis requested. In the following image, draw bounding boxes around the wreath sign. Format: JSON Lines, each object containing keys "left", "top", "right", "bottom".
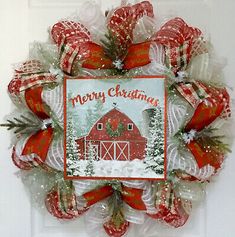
{"left": 0, "top": 1, "right": 232, "bottom": 237}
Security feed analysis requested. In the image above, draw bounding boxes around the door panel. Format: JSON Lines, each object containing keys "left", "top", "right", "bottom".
{"left": 1, "top": 0, "right": 235, "bottom": 237}
{"left": 115, "top": 142, "right": 129, "bottom": 160}
{"left": 101, "top": 141, "right": 115, "bottom": 160}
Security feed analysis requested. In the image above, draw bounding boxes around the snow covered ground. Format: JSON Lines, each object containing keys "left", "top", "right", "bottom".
{"left": 67, "top": 159, "right": 164, "bottom": 179}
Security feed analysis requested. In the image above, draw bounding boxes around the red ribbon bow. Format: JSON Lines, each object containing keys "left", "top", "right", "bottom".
{"left": 46, "top": 181, "right": 192, "bottom": 237}
{"left": 46, "top": 183, "right": 147, "bottom": 237}
{"left": 12, "top": 86, "right": 54, "bottom": 170}
{"left": 148, "top": 181, "right": 191, "bottom": 228}
{"left": 153, "top": 17, "right": 202, "bottom": 74}
{"left": 10, "top": 61, "right": 56, "bottom": 170}
{"left": 51, "top": 1, "right": 154, "bottom": 75}
{"left": 181, "top": 82, "right": 230, "bottom": 170}
{"left": 83, "top": 185, "right": 147, "bottom": 211}
{"left": 8, "top": 60, "right": 56, "bottom": 96}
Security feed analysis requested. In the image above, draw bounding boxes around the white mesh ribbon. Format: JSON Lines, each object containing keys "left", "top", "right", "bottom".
{"left": 73, "top": 180, "right": 104, "bottom": 196}
{"left": 45, "top": 137, "right": 64, "bottom": 171}
{"left": 174, "top": 50, "right": 227, "bottom": 84}
{"left": 84, "top": 200, "right": 111, "bottom": 237}
{"left": 42, "top": 85, "right": 64, "bottom": 127}
{"left": 186, "top": 53, "right": 213, "bottom": 82}
{"left": 167, "top": 96, "right": 216, "bottom": 180}
{"left": 133, "top": 16, "right": 158, "bottom": 44}
{"left": 136, "top": 42, "right": 169, "bottom": 76}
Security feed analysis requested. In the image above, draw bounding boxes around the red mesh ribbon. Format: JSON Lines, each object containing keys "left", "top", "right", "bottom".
{"left": 46, "top": 184, "right": 87, "bottom": 219}
{"left": 185, "top": 99, "right": 224, "bottom": 132}
{"left": 83, "top": 185, "right": 114, "bottom": 207}
{"left": 11, "top": 86, "right": 54, "bottom": 169}
{"left": 23, "top": 87, "right": 53, "bottom": 161}
{"left": 187, "top": 140, "right": 224, "bottom": 170}
{"left": 8, "top": 60, "right": 56, "bottom": 96}
{"left": 83, "top": 185, "right": 146, "bottom": 211}
{"left": 148, "top": 182, "right": 191, "bottom": 228}
{"left": 51, "top": 1, "right": 154, "bottom": 75}
{"left": 181, "top": 82, "right": 230, "bottom": 170}
{"left": 103, "top": 219, "right": 130, "bottom": 237}
{"left": 81, "top": 185, "right": 146, "bottom": 237}
{"left": 107, "top": 1, "right": 154, "bottom": 50}
{"left": 185, "top": 97, "right": 225, "bottom": 170}
{"left": 80, "top": 41, "right": 152, "bottom": 70}
{"left": 153, "top": 17, "right": 202, "bottom": 73}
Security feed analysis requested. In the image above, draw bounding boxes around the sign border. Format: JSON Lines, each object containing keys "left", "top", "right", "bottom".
{"left": 63, "top": 75, "right": 167, "bottom": 181}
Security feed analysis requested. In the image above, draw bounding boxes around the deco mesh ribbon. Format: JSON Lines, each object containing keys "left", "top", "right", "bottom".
{"left": 1, "top": 1, "right": 233, "bottom": 237}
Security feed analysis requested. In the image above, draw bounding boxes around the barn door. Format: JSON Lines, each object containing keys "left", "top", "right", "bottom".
{"left": 100, "top": 141, "right": 130, "bottom": 160}
{"left": 1, "top": 1, "right": 235, "bottom": 237}
{"left": 115, "top": 142, "right": 130, "bottom": 160}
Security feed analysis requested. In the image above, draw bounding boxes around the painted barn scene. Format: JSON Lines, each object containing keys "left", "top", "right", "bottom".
{"left": 65, "top": 77, "right": 165, "bottom": 179}
{"left": 76, "top": 108, "right": 147, "bottom": 161}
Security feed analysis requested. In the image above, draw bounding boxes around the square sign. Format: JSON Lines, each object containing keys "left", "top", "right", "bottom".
{"left": 64, "top": 76, "right": 166, "bottom": 180}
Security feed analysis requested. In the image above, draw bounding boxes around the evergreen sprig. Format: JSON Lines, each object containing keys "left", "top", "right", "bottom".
{"left": 100, "top": 30, "right": 127, "bottom": 61}
{"left": 177, "top": 127, "right": 231, "bottom": 154}
{"left": 0, "top": 115, "right": 40, "bottom": 134}
{"left": 108, "top": 189, "right": 125, "bottom": 228}
{"left": 196, "top": 127, "right": 231, "bottom": 153}
{"left": 100, "top": 30, "right": 128, "bottom": 75}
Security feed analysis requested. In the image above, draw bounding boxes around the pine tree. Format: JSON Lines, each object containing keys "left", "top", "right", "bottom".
{"left": 85, "top": 99, "right": 106, "bottom": 133}
{"left": 94, "top": 99, "right": 105, "bottom": 119}
{"left": 66, "top": 115, "right": 81, "bottom": 176}
{"left": 84, "top": 142, "right": 95, "bottom": 176}
{"left": 144, "top": 107, "right": 164, "bottom": 175}
{"left": 85, "top": 107, "right": 96, "bottom": 132}
{"left": 68, "top": 91, "right": 84, "bottom": 137}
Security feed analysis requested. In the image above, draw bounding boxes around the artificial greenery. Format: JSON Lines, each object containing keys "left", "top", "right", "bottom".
{"left": 177, "top": 127, "right": 231, "bottom": 154}
{"left": 100, "top": 30, "right": 128, "bottom": 75}
{"left": 108, "top": 189, "right": 125, "bottom": 228}
{"left": 0, "top": 115, "right": 41, "bottom": 134}
{"left": 100, "top": 30, "right": 127, "bottom": 61}
{"left": 194, "top": 127, "right": 231, "bottom": 153}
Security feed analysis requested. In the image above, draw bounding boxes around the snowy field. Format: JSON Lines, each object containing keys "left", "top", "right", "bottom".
{"left": 67, "top": 159, "right": 164, "bottom": 179}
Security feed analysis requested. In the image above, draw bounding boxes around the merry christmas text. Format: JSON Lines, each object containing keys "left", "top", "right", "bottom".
{"left": 69, "top": 84, "right": 159, "bottom": 107}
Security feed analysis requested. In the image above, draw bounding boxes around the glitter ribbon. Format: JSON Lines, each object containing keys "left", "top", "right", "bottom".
{"left": 148, "top": 181, "right": 191, "bottom": 228}
{"left": 21, "top": 87, "right": 54, "bottom": 164}
{"left": 153, "top": 17, "right": 203, "bottom": 74}
{"left": 10, "top": 85, "right": 55, "bottom": 169}
{"left": 83, "top": 185, "right": 147, "bottom": 211}
{"left": 8, "top": 60, "right": 56, "bottom": 96}
{"left": 182, "top": 90, "right": 229, "bottom": 169}
{"left": 51, "top": 1, "right": 154, "bottom": 75}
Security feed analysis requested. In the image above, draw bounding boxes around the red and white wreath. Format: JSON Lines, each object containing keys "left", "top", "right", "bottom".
{"left": 1, "top": 1, "right": 233, "bottom": 237}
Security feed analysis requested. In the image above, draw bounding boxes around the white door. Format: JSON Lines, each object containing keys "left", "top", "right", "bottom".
{"left": 0, "top": 0, "right": 235, "bottom": 237}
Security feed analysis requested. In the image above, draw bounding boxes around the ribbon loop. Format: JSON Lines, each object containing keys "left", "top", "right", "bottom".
{"left": 148, "top": 182, "right": 191, "bottom": 228}
{"left": 153, "top": 17, "right": 203, "bottom": 74}
{"left": 8, "top": 60, "right": 56, "bottom": 97}
{"left": 13, "top": 86, "right": 55, "bottom": 168}
{"left": 107, "top": 1, "right": 154, "bottom": 51}
{"left": 51, "top": 1, "right": 155, "bottom": 75}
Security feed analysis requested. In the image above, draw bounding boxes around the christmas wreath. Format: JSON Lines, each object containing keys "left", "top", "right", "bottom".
{"left": 106, "top": 120, "right": 125, "bottom": 138}
{"left": 1, "top": 1, "right": 233, "bottom": 237}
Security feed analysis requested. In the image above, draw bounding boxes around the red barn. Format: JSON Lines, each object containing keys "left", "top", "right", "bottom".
{"left": 76, "top": 108, "right": 147, "bottom": 161}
